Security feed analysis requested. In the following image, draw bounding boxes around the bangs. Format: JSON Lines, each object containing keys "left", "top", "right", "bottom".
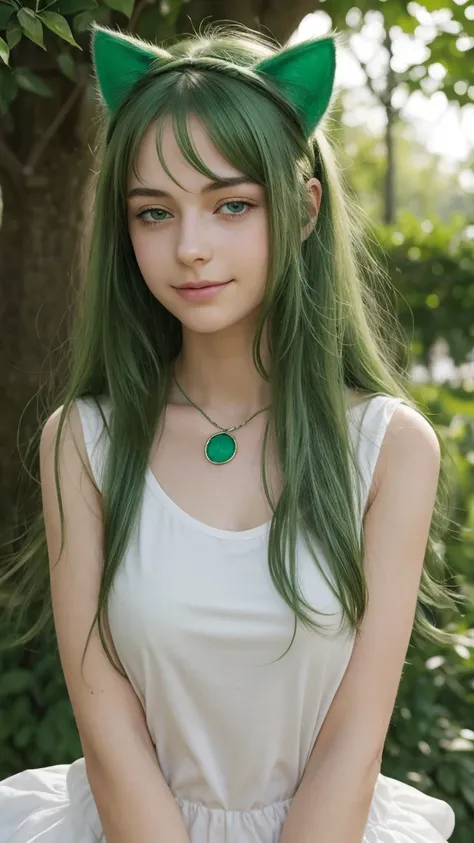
{"left": 128, "top": 66, "right": 309, "bottom": 191}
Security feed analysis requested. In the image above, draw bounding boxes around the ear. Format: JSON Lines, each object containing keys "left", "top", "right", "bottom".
{"left": 91, "top": 25, "right": 172, "bottom": 113}
{"left": 254, "top": 37, "right": 336, "bottom": 136}
{"left": 301, "top": 177, "right": 322, "bottom": 242}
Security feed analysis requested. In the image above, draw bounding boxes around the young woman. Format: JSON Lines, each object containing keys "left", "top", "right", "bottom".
{"left": 0, "top": 21, "right": 461, "bottom": 843}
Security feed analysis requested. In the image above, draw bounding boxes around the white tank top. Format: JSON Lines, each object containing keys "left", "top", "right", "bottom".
{"left": 78, "top": 393, "right": 407, "bottom": 831}
{"left": 0, "top": 393, "right": 456, "bottom": 843}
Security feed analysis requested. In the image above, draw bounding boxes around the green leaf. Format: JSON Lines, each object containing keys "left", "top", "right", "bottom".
{"left": 0, "top": 35, "right": 9, "bottom": 66}
{"left": 6, "top": 22, "right": 22, "bottom": 49}
{"left": 136, "top": 0, "right": 180, "bottom": 41}
{"left": 72, "top": 8, "right": 94, "bottom": 31}
{"left": 57, "top": 50, "right": 76, "bottom": 81}
{"left": 72, "top": 4, "right": 110, "bottom": 33}
{"left": 38, "top": 11, "right": 82, "bottom": 49}
{"left": 460, "top": 782, "right": 474, "bottom": 811}
{"left": 397, "top": 15, "right": 417, "bottom": 35}
{"left": 0, "top": 1, "right": 15, "bottom": 29}
{"left": 421, "top": 0, "right": 449, "bottom": 10}
{"left": 14, "top": 67, "right": 53, "bottom": 96}
{"left": 17, "top": 8, "right": 45, "bottom": 50}
{"left": 103, "top": 0, "right": 134, "bottom": 19}
{"left": 49, "top": 0, "right": 98, "bottom": 13}
{"left": 437, "top": 764, "right": 458, "bottom": 796}
{"left": 14, "top": 723, "right": 34, "bottom": 749}
{"left": 0, "top": 670, "right": 33, "bottom": 697}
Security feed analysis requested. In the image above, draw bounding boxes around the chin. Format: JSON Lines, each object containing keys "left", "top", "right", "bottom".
{"left": 155, "top": 290, "right": 264, "bottom": 334}
{"left": 177, "top": 311, "right": 245, "bottom": 334}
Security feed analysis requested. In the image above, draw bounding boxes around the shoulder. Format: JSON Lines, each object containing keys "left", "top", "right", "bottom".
{"left": 40, "top": 402, "right": 83, "bottom": 458}
{"left": 384, "top": 401, "right": 440, "bottom": 460}
{"left": 40, "top": 401, "right": 94, "bottom": 488}
{"left": 370, "top": 401, "right": 440, "bottom": 508}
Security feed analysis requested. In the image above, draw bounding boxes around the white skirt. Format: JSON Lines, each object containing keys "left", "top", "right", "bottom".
{"left": 0, "top": 757, "right": 456, "bottom": 843}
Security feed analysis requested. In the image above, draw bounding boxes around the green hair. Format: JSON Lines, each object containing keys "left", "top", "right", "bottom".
{"left": 0, "top": 24, "right": 465, "bottom": 675}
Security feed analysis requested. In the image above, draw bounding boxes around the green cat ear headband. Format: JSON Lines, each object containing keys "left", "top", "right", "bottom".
{"left": 91, "top": 25, "right": 336, "bottom": 137}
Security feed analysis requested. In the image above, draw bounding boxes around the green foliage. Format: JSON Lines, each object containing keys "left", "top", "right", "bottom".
{"left": 14, "top": 64, "right": 52, "bottom": 94}
{"left": 0, "top": 34, "right": 9, "bottom": 63}
{"left": 104, "top": 0, "right": 133, "bottom": 16}
{"left": 17, "top": 7, "right": 45, "bottom": 49}
{"left": 377, "top": 212, "right": 474, "bottom": 366}
{"left": 373, "top": 231, "right": 474, "bottom": 843}
{"left": 0, "top": 642, "right": 81, "bottom": 777}
{"left": 380, "top": 383, "right": 474, "bottom": 843}
{"left": 38, "top": 11, "right": 81, "bottom": 48}
{"left": 327, "top": 0, "right": 474, "bottom": 110}
{"left": 0, "top": 0, "right": 181, "bottom": 111}
{"left": 6, "top": 21, "right": 22, "bottom": 48}
{"left": 57, "top": 47, "right": 76, "bottom": 78}
{"left": 383, "top": 618, "right": 474, "bottom": 843}
{"left": 339, "top": 122, "right": 473, "bottom": 224}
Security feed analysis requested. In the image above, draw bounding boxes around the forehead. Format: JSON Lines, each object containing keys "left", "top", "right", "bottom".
{"left": 129, "top": 113, "right": 243, "bottom": 189}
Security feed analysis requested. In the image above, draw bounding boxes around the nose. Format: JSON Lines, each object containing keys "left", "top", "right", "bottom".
{"left": 176, "top": 212, "right": 212, "bottom": 267}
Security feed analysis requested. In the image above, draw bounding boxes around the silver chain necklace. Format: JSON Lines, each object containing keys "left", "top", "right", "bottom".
{"left": 173, "top": 373, "right": 271, "bottom": 465}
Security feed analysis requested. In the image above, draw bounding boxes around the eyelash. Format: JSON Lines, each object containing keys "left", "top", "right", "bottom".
{"left": 136, "top": 200, "right": 256, "bottom": 228}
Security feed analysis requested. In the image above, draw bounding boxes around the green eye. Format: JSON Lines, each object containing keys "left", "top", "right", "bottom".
{"left": 136, "top": 201, "right": 255, "bottom": 227}
{"left": 139, "top": 208, "right": 170, "bottom": 224}
{"left": 219, "top": 199, "right": 252, "bottom": 217}
{"left": 222, "top": 201, "right": 246, "bottom": 213}
{"left": 219, "top": 201, "right": 254, "bottom": 218}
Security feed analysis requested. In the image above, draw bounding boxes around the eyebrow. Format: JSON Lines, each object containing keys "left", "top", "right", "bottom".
{"left": 127, "top": 176, "right": 259, "bottom": 200}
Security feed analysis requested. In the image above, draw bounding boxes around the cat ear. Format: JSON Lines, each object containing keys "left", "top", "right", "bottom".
{"left": 91, "top": 25, "right": 172, "bottom": 113}
{"left": 91, "top": 25, "right": 336, "bottom": 129}
{"left": 254, "top": 37, "right": 336, "bottom": 136}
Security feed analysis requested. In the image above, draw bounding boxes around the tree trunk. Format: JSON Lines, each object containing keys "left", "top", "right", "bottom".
{"left": 0, "top": 42, "right": 94, "bottom": 535}
{"left": 176, "top": 0, "right": 320, "bottom": 44}
{"left": 0, "top": 0, "right": 317, "bottom": 536}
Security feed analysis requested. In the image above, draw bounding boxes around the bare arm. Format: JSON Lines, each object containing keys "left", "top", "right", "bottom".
{"left": 40, "top": 403, "right": 190, "bottom": 843}
{"left": 279, "top": 405, "right": 441, "bottom": 843}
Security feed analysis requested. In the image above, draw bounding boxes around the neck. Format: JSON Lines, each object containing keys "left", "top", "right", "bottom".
{"left": 169, "top": 325, "right": 272, "bottom": 422}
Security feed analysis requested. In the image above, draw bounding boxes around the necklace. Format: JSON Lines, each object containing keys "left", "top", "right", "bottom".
{"left": 173, "top": 373, "right": 271, "bottom": 465}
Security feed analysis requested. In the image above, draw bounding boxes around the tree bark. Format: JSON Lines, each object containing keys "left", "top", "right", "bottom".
{"left": 177, "top": 0, "right": 319, "bottom": 44}
{"left": 0, "top": 42, "right": 94, "bottom": 534}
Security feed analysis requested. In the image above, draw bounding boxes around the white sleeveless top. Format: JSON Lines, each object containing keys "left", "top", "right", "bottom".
{"left": 0, "top": 394, "right": 456, "bottom": 843}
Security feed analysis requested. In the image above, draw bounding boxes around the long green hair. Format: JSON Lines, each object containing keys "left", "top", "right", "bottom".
{"left": 0, "top": 24, "right": 464, "bottom": 674}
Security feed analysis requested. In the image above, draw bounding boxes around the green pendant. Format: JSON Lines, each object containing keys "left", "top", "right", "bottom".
{"left": 205, "top": 432, "right": 237, "bottom": 465}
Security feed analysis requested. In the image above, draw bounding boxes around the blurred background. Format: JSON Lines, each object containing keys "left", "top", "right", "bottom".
{"left": 0, "top": 1, "right": 473, "bottom": 840}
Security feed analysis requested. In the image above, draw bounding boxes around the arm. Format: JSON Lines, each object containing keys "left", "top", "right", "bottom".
{"left": 40, "top": 404, "right": 190, "bottom": 843}
{"left": 279, "top": 404, "right": 441, "bottom": 843}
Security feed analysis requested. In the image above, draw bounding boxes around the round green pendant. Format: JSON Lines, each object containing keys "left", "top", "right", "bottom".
{"left": 205, "top": 432, "right": 237, "bottom": 465}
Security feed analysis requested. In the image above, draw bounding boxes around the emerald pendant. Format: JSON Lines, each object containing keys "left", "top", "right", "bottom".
{"left": 205, "top": 432, "right": 237, "bottom": 465}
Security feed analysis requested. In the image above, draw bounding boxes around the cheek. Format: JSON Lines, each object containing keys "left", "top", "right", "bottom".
{"left": 243, "top": 216, "right": 269, "bottom": 279}
{"left": 229, "top": 210, "right": 268, "bottom": 256}
{"left": 129, "top": 228, "right": 173, "bottom": 294}
{"left": 130, "top": 228, "right": 158, "bottom": 268}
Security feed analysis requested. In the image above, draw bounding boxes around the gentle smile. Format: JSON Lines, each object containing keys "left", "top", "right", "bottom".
{"left": 174, "top": 280, "right": 234, "bottom": 301}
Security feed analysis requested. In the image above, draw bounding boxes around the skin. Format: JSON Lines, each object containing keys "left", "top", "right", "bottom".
{"left": 127, "top": 113, "right": 321, "bottom": 416}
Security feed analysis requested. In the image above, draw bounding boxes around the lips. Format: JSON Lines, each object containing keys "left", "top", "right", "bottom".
{"left": 177, "top": 281, "right": 230, "bottom": 290}
{"left": 174, "top": 280, "right": 233, "bottom": 301}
